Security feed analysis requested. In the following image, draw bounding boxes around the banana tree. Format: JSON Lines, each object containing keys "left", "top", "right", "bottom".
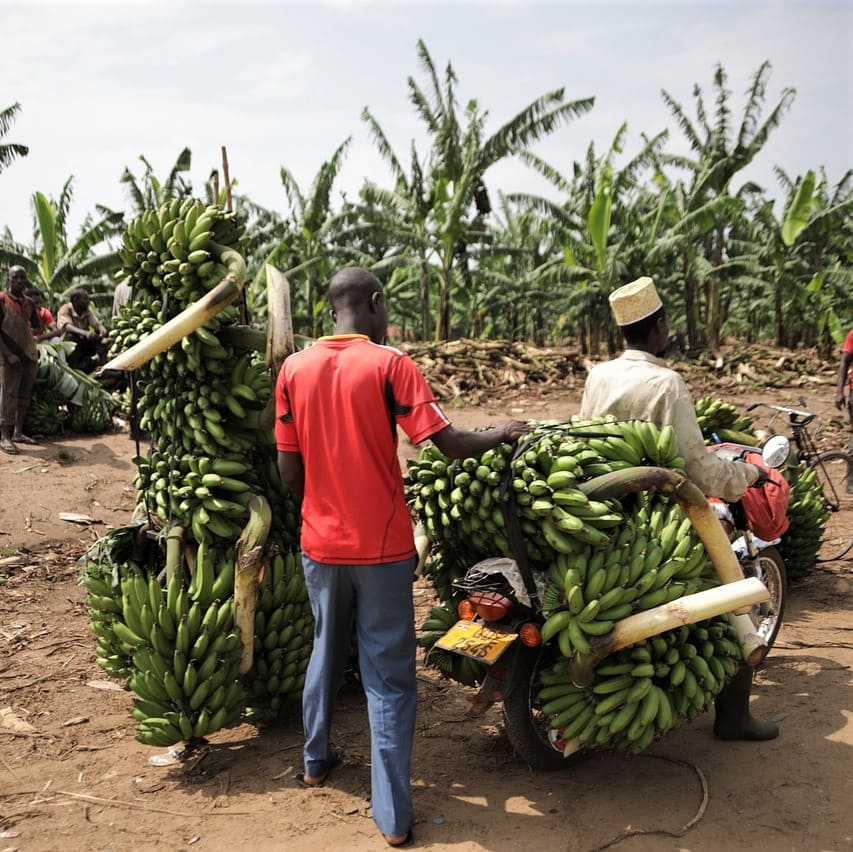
{"left": 659, "top": 61, "right": 796, "bottom": 351}
{"left": 508, "top": 125, "right": 669, "bottom": 354}
{"left": 0, "top": 102, "right": 28, "bottom": 174}
{"left": 120, "top": 147, "right": 193, "bottom": 214}
{"left": 362, "top": 39, "right": 594, "bottom": 340}
{"left": 743, "top": 167, "right": 853, "bottom": 349}
{"left": 262, "top": 138, "right": 351, "bottom": 337}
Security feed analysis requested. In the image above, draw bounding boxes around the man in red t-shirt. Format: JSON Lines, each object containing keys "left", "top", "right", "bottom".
{"left": 275, "top": 267, "right": 528, "bottom": 848}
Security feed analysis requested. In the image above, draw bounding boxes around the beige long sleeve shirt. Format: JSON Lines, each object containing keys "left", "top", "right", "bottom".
{"left": 579, "top": 350, "right": 759, "bottom": 502}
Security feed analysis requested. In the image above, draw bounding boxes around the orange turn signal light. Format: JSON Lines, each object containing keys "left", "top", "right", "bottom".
{"left": 457, "top": 599, "right": 476, "bottom": 621}
{"left": 518, "top": 621, "right": 542, "bottom": 647}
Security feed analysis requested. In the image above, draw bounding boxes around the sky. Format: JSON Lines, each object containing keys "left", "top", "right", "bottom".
{"left": 2, "top": 0, "right": 851, "bottom": 243}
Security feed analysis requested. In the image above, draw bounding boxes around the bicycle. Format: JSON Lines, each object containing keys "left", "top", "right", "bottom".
{"left": 746, "top": 400, "right": 853, "bottom": 562}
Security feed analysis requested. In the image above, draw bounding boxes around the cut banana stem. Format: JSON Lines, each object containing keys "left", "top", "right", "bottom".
{"left": 100, "top": 247, "right": 246, "bottom": 373}
{"left": 569, "top": 577, "right": 770, "bottom": 686}
{"left": 165, "top": 525, "right": 184, "bottom": 582}
{"left": 233, "top": 493, "right": 273, "bottom": 675}
{"left": 265, "top": 263, "right": 295, "bottom": 383}
{"left": 728, "top": 612, "right": 769, "bottom": 667}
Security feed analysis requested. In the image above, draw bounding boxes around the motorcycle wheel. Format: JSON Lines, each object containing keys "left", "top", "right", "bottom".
{"left": 501, "top": 645, "right": 584, "bottom": 771}
{"left": 742, "top": 545, "right": 786, "bottom": 650}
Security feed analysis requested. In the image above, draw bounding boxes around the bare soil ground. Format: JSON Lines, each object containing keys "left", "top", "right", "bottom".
{"left": 1, "top": 370, "right": 851, "bottom": 852}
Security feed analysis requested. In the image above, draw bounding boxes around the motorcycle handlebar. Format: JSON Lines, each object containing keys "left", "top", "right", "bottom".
{"left": 746, "top": 400, "right": 815, "bottom": 425}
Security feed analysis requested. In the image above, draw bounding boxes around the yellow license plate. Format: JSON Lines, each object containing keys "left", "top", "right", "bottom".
{"left": 434, "top": 620, "right": 517, "bottom": 664}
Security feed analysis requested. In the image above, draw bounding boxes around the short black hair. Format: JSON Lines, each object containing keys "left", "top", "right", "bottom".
{"left": 620, "top": 305, "right": 666, "bottom": 347}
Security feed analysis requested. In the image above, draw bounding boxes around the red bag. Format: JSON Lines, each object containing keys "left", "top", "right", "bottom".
{"left": 739, "top": 451, "right": 791, "bottom": 540}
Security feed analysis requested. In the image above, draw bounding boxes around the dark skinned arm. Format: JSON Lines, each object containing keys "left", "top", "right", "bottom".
{"left": 277, "top": 450, "right": 305, "bottom": 501}
{"left": 429, "top": 419, "right": 530, "bottom": 460}
{"left": 835, "top": 350, "right": 853, "bottom": 409}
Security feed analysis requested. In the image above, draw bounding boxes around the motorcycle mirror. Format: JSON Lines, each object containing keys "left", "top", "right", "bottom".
{"left": 762, "top": 435, "right": 790, "bottom": 469}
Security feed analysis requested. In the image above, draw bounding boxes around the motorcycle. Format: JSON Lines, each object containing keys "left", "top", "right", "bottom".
{"left": 430, "top": 434, "right": 791, "bottom": 771}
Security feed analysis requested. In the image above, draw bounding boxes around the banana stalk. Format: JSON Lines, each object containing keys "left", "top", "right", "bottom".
{"left": 164, "top": 525, "right": 184, "bottom": 582}
{"left": 265, "top": 263, "right": 295, "bottom": 383}
{"left": 233, "top": 493, "right": 273, "bottom": 675}
{"left": 100, "top": 247, "right": 246, "bottom": 374}
{"left": 569, "top": 577, "right": 771, "bottom": 686}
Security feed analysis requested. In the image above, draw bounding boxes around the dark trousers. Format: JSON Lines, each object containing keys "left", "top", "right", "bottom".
{"left": 66, "top": 333, "right": 109, "bottom": 373}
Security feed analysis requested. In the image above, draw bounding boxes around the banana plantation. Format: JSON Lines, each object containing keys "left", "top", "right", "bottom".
{"left": 2, "top": 45, "right": 851, "bottom": 356}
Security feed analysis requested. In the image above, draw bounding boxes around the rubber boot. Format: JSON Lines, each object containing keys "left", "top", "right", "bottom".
{"left": 713, "top": 664, "right": 779, "bottom": 741}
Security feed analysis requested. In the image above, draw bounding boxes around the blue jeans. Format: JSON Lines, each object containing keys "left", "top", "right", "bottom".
{"left": 301, "top": 554, "right": 417, "bottom": 837}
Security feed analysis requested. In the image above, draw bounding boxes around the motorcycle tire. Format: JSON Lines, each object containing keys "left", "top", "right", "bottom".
{"left": 501, "top": 645, "right": 585, "bottom": 772}
{"left": 743, "top": 545, "right": 786, "bottom": 651}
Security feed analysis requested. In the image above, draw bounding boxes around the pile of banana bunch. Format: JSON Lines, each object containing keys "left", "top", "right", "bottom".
{"left": 407, "top": 418, "right": 698, "bottom": 696}
{"left": 67, "top": 386, "right": 113, "bottom": 434}
{"left": 80, "top": 199, "right": 309, "bottom": 747}
{"left": 538, "top": 617, "right": 742, "bottom": 754}
{"left": 23, "top": 342, "right": 115, "bottom": 437}
{"left": 82, "top": 530, "right": 245, "bottom": 745}
{"left": 694, "top": 396, "right": 827, "bottom": 579}
{"left": 23, "top": 392, "right": 67, "bottom": 437}
{"left": 779, "top": 466, "right": 830, "bottom": 580}
{"left": 694, "top": 396, "right": 756, "bottom": 444}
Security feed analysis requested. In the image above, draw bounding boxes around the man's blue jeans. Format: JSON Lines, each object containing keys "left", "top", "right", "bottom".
{"left": 301, "top": 554, "right": 417, "bottom": 837}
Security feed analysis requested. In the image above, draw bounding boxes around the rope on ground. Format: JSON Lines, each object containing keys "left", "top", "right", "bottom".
{"left": 585, "top": 754, "right": 709, "bottom": 852}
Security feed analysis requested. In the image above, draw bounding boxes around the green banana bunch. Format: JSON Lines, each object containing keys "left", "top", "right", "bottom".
{"left": 23, "top": 392, "right": 67, "bottom": 437}
{"left": 780, "top": 464, "right": 829, "bottom": 579}
{"left": 539, "top": 617, "right": 742, "bottom": 754}
{"left": 694, "top": 397, "right": 755, "bottom": 442}
{"left": 243, "top": 550, "right": 314, "bottom": 720}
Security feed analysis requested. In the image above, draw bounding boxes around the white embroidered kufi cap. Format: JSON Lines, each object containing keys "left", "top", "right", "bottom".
{"left": 609, "top": 276, "right": 663, "bottom": 326}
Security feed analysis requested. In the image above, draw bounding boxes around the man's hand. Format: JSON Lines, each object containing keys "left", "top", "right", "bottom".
{"left": 835, "top": 391, "right": 846, "bottom": 411}
{"left": 494, "top": 419, "right": 531, "bottom": 442}
{"left": 750, "top": 464, "right": 771, "bottom": 488}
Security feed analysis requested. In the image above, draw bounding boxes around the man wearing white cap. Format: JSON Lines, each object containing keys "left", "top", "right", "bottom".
{"left": 580, "top": 276, "right": 778, "bottom": 741}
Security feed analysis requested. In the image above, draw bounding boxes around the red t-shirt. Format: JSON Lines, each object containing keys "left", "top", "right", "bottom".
{"left": 38, "top": 306, "right": 54, "bottom": 334}
{"left": 275, "top": 335, "right": 449, "bottom": 564}
{"left": 844, "top": 330, "right": 853, "bottom": 390}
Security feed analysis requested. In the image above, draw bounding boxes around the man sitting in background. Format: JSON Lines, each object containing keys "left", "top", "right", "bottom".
{"left": 25, "top": 287, "right": 60, "bottom": 342}
{"left": 57, "top": 288, "right": 110, "bottom": 372}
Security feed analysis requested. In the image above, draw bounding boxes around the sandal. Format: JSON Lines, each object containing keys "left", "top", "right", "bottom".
{"left": 294, "top": 752, "right": 341, "bottom": 788}
{"left": 12, "top": 434, "right": 37, "bottom": 445}
{"left": 0, "top": 440, "right": 19, "bottom": 455}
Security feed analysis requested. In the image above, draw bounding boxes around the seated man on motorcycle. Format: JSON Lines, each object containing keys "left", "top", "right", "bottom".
{"left": 579, "top": 276, "right": 778, "bottom": 741}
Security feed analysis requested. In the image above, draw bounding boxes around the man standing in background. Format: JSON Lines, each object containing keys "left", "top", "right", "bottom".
{"left": 0, "top": 266, "right": 39, "bottom": 453}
